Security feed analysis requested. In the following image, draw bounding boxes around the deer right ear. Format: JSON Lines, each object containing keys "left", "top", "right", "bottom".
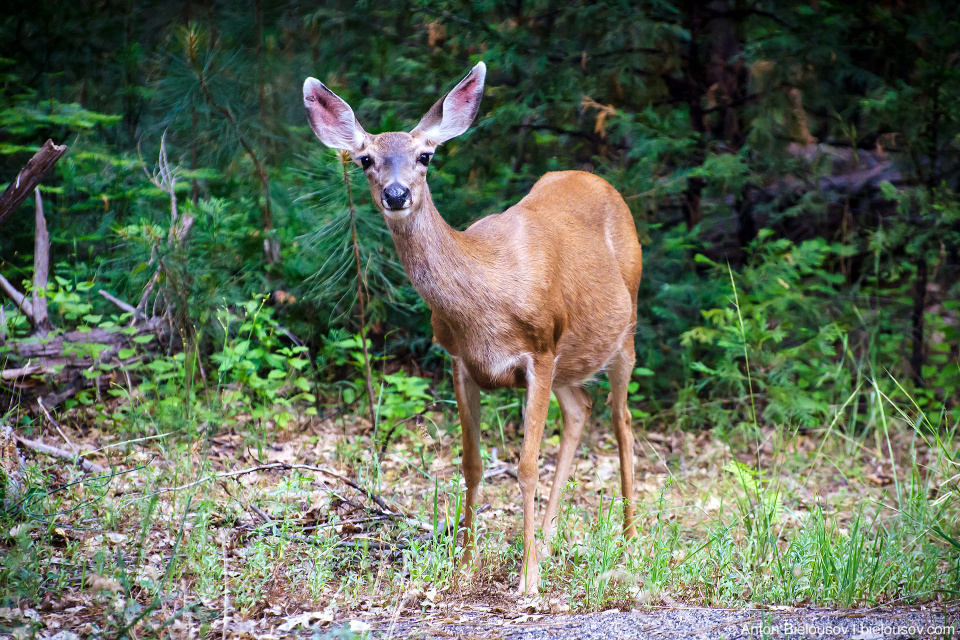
{"left": 303, "top": 77, "right": 367, "bottom": 152}
{"left": 413, "top": 61, "right": 486, "bottom": 146}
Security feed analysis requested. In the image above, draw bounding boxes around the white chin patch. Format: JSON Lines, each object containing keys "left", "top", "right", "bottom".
{"left": 382, "top": 204, "right": 412, "bottom": 219}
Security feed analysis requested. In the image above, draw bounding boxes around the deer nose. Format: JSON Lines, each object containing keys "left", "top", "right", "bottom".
{"left": 382, "top": 184, "right": 411, "bottom": 210}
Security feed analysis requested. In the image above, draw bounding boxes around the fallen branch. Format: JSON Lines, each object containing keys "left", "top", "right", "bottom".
{"left": 1, "top": 316, "right": 167, "bottom": 410}
{"left": 0, "top": 274, "right": 34, "bottom": 322}
{"left": 483, "top": 465, "right": 517, "bottom": 480}
{"left": 15, "top": 435, "right": 106, "bottom": 474}
{"left": 139, "top": 461, "right": 429, "bottom": 530}
{"left": 1, "top": 363, "right": 54, "bottom": 380}
{"left": 37, "top": 397, "right": 78, "bottom": 455}
{"left": 0, "top": 140, "right": 67, "bottom": 227}
{"left": 98, "top": 290, "right": 136, "bottom": 315}
{"left": 302, "top": 515, "right": 391, "bottom": 532}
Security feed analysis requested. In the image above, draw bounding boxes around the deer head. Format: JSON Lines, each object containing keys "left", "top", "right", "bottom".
{"left": 303, "top": 62, "right": 486, "bottom": 220}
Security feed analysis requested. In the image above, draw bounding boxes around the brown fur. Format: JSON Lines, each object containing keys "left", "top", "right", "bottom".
{"left": 304, "top": 65, "right": 642, "bottom": 595}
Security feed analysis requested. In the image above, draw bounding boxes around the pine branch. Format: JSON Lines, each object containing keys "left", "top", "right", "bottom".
{"left": 185, "top": 32, "right": 277, "bottom": 264}
{"left": 342, "top": 154, "right": 378, "bottom": 433}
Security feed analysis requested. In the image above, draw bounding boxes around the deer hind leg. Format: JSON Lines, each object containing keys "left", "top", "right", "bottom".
{"left": 452, "top": 358, "right": 482, "bottom": 566}
{"left": 607, "top": 337, "right": 638, "bottom": 538}
{"left": 541, "top": 384, "right": 591, "bottom": 549}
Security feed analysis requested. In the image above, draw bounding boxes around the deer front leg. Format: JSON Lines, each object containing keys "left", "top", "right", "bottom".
{"left": 452, "top": 358, "right": 482, "bottom": 566}
{"left": 517, "top": 356, "right": 556, "bottom": 596}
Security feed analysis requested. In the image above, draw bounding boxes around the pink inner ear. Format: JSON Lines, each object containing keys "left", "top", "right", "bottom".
{"left": 449, "top": 79, "right": 478, "bottom": 110}
{"left": 308, "top": 85, "right": 348, "bottom": 128}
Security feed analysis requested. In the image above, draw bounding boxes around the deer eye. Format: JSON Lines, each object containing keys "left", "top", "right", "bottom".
{"left": 358, "top": 155, "right": 373, "bottom": 170}
{"left": 418, "top": 152, "right": 433, "bottom": 166}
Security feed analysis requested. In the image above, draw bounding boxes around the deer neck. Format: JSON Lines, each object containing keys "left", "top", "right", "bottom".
{"left": 384, "top": 185, "right": 487, "bottom": 318}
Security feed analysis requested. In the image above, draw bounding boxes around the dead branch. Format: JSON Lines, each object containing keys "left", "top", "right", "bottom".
{"left": 1, "top": 363, "right": 54, "bottom": 380}
{"left": 483, "top": 465, "right": 517, "bottom": 480}
{"left": 1, "top": 154, "right": 171, "bottom": 409}
{"left": 37, "top": 397, "right": 78, "bottom": 454}
{"left": 0, "top": 188, "right": 52, "bottom": 335}
{"left": 31, "top": 189, "right": 52, "bottom": 335}
{"left": 0, "top": 140, "right": 67, "bottom": 228}
{"left": 137, "top": 461, "right": 427, "bottom": 528}
{"left": 98, "top": 290, "right": 136, "bottom": 315}
{"left": 134, "top": 135, "right": 194, "bottom": 321}
{"left": 301, "top": 515, "right": 391, "bottom": 532}
{"left": 1, "top": 316, "right": 167, "bottom": 409}
{"left": 15, "top": 435, "right": 106, "bottom": 474}
{"left": 0, "top": 274, "right": 34, "bottom": 321}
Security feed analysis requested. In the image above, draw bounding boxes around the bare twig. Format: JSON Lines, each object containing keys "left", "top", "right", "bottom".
{"left": 98, "top": 290, "right": 136, "bottom": 315}
{"left": 15, "top": 435, "right": 106, "bottom": 474}
{"left": 249, "top": 502, "right": 272, "bottom": 524}
{"left": 0, "top": 140, "right": 67, "bottom": 227}
{"left": 301, "top": 515, "right": 391, "bottom": 531}
{"left": 135, "top": 134, "right": 194, "bottom": 320}
{"left": 483, "top": 465, "right": 517, "bottom": 480}
{"left": 37, "top": 397, "right": 78, "bottom": 455}
{"left": 138, "top": 462, "right": 416, "bottom": 522}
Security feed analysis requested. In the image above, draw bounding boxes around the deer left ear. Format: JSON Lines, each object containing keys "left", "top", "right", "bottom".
{"left": 413, "top": 62, "right": 486, "bottom": 146}
{"left": 303, "top": 77, "right": 367, "bottom": 152}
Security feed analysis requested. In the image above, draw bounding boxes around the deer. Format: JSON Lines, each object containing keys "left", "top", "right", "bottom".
{"left": 303, "top": 61, "right": 642, "bottom": 596}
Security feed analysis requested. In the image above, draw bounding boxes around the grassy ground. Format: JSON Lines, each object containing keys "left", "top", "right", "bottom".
{"left": 1, "top": 393, "right": 958, "bottom": 638}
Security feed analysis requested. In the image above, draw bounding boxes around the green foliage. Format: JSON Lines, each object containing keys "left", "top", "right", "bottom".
{"left": 213, "top": 296, "right": 315, "bottom": 430}
{"left": 678, "top": 236, "right": 854, "bottom": 433}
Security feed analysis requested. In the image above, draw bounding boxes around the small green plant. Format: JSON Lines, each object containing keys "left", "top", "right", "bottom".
{"left": 213, "top": 296, "right": 315, "bottom": 437}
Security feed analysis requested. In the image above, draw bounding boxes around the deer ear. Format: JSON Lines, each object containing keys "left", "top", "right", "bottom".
{"left": 413, "top": 62, "right": 486, "bottom": 146}
{"left": 303, "top": 77, "right": 367, "bottom": 152}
